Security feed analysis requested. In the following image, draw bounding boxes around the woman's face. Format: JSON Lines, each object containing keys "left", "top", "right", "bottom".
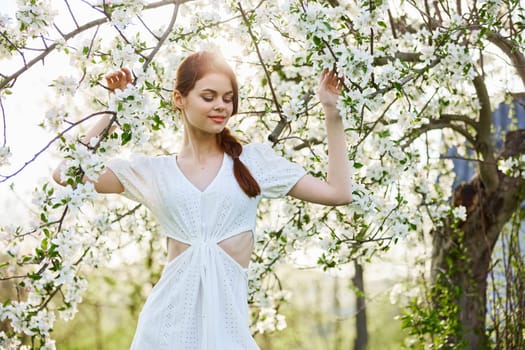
{"left": 174, "top": 72, "right": 234, "bottom": 136}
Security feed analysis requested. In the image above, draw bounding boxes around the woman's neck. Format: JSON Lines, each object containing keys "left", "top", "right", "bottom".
{"left": 179, "top": 129, "right": 222, "bottom": 163}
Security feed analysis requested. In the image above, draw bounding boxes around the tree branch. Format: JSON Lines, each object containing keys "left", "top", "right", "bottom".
{"left": 0, "top": 111, "right": 115, "bottom": 183}
{"left": 498, "top": 130, "right": 525, "bottom": 159}
{"left": 1, "top": 97, "right": 6, "bottom": 146}
{"left": 142, "top": 2, "right": 181, "bottom": 70}
{"left": 64, "top": 0, "right": 80, "bottom": 29}
{"left": 238, "top": 2, "right": 287, "bottom": 144}
{"left": 439, "top": 113, "right": 478, "bottom": 128}
{"left": 373, "top": 52, "right": 423, "bottom": 66}
{"left": 486, "top": 32, "right": 525, "bottom": 88}
{"left": 473, "top": 74, "right": 499, "bottom": 193}
{"left": 0, "top": 31, "right": 27, "bottom": 67}
{"left": 0, "top": 0, "right": 193, "bottom": 91}
{"left": 402, "top": 120, "right": 476, "bottom": 147}
{"left": 136, "top": 15, "right": 160, "bottom": 40}
{"left": 0, "top": 19, "right": 107, "bottom": 90}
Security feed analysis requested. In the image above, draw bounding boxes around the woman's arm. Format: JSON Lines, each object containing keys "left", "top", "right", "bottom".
{"left": 288, "top": 69, "right": 352, "bottom": 206}
{"left": 52, "top": 68, "right": 132, "bottom": 194}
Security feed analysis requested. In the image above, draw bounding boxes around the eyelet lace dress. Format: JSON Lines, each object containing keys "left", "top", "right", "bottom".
{"left": 107, "top": 143, "right": 306, "bottom": 350}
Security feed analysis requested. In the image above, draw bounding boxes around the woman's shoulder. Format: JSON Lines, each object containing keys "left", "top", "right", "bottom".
{"left": 241, "top": 142, "right": 272, "bottom": 157}
{"left": 241, "top": 142, "right": 294, "bottom": 170}
{"left": 109, "top": 153, "right": 173, "bottom": 169}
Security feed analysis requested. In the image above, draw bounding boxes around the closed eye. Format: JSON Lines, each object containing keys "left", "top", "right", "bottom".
{"left": 201, "top": 95, "right": 233, "bottom": 103}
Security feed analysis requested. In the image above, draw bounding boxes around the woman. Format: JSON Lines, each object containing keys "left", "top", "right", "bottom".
{"left": 53, "top": 51, "right": 351, "bottom": 349}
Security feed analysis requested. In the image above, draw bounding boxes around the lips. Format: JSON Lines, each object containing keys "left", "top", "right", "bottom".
{"left": 209, "top": 116, "right": 227, "bottom": 123}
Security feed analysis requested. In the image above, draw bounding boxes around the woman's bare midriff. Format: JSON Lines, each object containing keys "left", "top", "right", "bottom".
{"left": 167, "top": 231, "right": 254, "bottom": 268}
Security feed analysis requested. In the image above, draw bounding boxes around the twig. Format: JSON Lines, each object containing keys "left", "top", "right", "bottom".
{"left": 1, "top": 97, "right": 6, "bottom": 146}
{"left": 64, "top": 0, "right": 80, "bottom": 29}
{"left": 136, "top": 15, "right": 160, "bottom": 40}
{"left": 438, "top": 155, "right": 496, "bottom": 164}
{"left": 0, "top": 17, "right": 107, "bottom": 90}
{"left": 277, "top": 135, "right": 321, "bottom": 158}
{"left": 14, "top": 219, "right": 62, "bottom": 239}
{"left": 0, "top": 274, "right": 27, "bottom": 281}
{"left": 111, "top": 203, "right": 143, "bottom": 224}
{"left": 0, "top": 31, "right": 27, "bottom": 67}
{"left": 237, "top": 2, "right": 287, "bottom": 144}
{"left": 0, "top": 0, "right": 194, "bottom": 91}
{"left": 401, "top": 120, "right": 476, "bottom": 147}
{"left": 0, "top": 111, "right": 115, "bottom": 183}
{"left": 142, "top": 2, "right": 181, "bottom": 70}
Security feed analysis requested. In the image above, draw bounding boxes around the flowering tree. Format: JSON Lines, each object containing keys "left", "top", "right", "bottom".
{"left": 0, "top": 0, "right": 524, "bottom": 349}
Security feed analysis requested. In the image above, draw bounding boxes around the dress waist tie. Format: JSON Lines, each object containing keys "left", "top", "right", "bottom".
{"left": 193, "top": 239, "right": 218, "bottom": 349}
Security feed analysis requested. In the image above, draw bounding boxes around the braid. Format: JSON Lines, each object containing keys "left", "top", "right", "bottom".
{"left": 219, "top": 128, "right": 261, "bottom": 197}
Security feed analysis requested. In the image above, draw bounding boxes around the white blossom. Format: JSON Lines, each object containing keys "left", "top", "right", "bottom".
{"left": 498, "top": 156, "right": 525, "bottom": 178}
{"left": 452, "top": 205, "right": 467, "bottom": 221}
{"left": 15, "top": 0, "right": 57, "bottom": 37}
{"left": 107, "top": 0, "right": 146, "bottom": 30}
{"left": 55, "top": 264, "right": 75, "bottom": 285}
{"left": 0, "top": 331, "right": 23, "bottom": 349}
{"left": 111, "top": 43, "right": 138, "bottom": 67}
{"left": 0, "top": 145, "right": 12, "bottom": 166}
{"left": 30, "top": 309, "right": 56, "bottom": 337}
{"left": 41, "top": 338, "right": 56, "bottom": 350}
{"left": 69, "top": 182, "right": 98, "bottom": 209}
{"left": 27, "top": 291, "right": 43, "bottom": 306}
{"left": 42, "top": 107, "right": 68, "bottom": 132}
{"left": 51, "top": 228, "right": 78, "bottom": 262}
{"left": 6, "top": 242, "right": 19, "bottom": 257}
{"left": 50, "top": 76, "right": 78, "bottom": 96}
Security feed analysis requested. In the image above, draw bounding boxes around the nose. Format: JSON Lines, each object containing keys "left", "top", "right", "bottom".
{"left": 214, "top": 103, "right": 225, "bottom": 111}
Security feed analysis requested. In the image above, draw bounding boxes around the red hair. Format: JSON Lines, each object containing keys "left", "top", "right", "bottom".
{"left": 174, "top": 51, "right": 261, "bottom": 197}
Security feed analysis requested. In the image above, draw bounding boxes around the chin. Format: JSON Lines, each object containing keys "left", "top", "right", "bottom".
{"left": 212, "top": 125, "right": 227, "bottom": 133}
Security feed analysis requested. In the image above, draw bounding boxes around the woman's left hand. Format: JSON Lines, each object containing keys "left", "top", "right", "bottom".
{"left": 317, "top": 68, "right": 343, "bottom": 109}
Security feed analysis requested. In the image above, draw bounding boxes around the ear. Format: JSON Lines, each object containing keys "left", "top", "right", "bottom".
{"left": 173, "top": 89, "right": 185, "bottom": 110}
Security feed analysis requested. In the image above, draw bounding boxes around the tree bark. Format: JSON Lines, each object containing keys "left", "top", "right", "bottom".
{"left": 431, "top": 130, "right": 525, "bottom": 349}
{"left": 353, "top": 260, "right": 368, "bottom": 350}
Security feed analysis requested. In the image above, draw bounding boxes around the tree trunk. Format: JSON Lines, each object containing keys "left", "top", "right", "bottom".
{"left": 95, "top": 302, "right": 103, "bottom": 350}
{"left": 431, "top": 130, "right": 525, "bottom": 349}
{"left": 353, "top": 260, "right": 368, "bottom": 350}
{"left": 333, "top": 275, "right": 343, "bottom": 350}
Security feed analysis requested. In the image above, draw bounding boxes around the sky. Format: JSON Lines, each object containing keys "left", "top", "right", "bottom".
{"left": 0, "top": 0, "right": 169, "bottom": 223}
{"left": 1, "top": 3, "right": 52, "bottom": 224}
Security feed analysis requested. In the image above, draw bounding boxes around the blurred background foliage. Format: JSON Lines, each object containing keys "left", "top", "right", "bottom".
{"left": 50, "top": 262, "right": 408, "bottom": 349}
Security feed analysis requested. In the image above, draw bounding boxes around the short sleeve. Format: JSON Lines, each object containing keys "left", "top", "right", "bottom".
{"left": 241, "top": 143, "right": 306, "bottom": 199}
{"left": 106, "top": 155, "right": 157, "bottom": 207}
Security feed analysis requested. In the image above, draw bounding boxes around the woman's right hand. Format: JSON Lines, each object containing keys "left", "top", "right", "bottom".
{"left": 105, "top": 67, "right": 132, "bottom": 92}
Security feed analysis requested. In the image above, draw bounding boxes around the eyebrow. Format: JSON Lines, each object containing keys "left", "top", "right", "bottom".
{"left": 200, "top": 88, "right": 234, "bottom": 95}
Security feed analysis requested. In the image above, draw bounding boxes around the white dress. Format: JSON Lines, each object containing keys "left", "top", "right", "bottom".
{"left": 107, "top": 143, "right": 306, "bottom": 350}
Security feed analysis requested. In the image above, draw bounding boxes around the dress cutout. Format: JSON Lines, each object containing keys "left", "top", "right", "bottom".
{"left": 107, "top": 143, "right": 306, "bottom": 350}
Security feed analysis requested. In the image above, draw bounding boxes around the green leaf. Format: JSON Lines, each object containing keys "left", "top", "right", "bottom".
{"left": 104, "top": 275, "right": 117, "bottom": 286}
{"left": 121, "top": 131, "right": 132, "bottom": 145}
{"left": 378, "top": 130, "right": 390, "bottom": 138}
